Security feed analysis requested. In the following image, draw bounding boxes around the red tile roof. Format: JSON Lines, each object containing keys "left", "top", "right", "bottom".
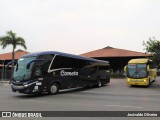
{"left": 80, "top": 46, "right": 149, "bottom": 58}
{"left": 0, "top": 49, "right": 29, "bottom": 60}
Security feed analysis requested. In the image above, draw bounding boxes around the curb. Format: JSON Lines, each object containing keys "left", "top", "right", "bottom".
{"left": 0, "top": 81, "right": 10, "bottom": 86}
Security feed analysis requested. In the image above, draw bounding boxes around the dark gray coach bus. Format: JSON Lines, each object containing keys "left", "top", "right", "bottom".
{"left": 11, "top": 51, "right": 110, "bottom": 94}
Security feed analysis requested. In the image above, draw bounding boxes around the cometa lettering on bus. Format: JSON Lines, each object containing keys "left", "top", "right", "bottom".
{"left": 60, "top": 70, "right": 78, "bottom": 76}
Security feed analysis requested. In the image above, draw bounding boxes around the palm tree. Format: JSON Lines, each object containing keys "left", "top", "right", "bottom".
{"left": 0, "top": 30, "right": 27, "bottom": 75}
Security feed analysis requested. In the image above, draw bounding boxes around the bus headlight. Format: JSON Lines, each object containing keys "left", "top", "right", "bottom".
{"left": 23, "top": 81, "right": 38, "bottom": 87}
{"left": 143, "top": 79, "right": 147, "bottom": 82}
{"left": 24, "top": 84, "right": 28, "bottom": 87}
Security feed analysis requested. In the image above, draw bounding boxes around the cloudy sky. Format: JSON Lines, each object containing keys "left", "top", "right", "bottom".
{"left": 0, "top": 0, "right": 160, "bottom": 55}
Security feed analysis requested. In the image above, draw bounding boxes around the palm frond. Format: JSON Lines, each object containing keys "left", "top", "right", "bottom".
{"left": 7, "top": 30, "right": 16, "bottom": 40}
{"left": 15, "top": 42, "right": 27, "bottom": 50}
{"left": 0, "top": 36, "right": 13, "bottom": 48}
{"left": 0, "top": 30, "right": 27, "bottom": 50}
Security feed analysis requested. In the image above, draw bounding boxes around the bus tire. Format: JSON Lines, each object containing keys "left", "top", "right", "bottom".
{"left": 96, "top": 79, "right": 102, "bottom": 88}
{"left": 146, "top": 79, "right": 150, "bottom": 88}
{"left": 153, "top": 76, "right": 156, "bottom": 82}
{"left": 49, "top": 83, "right": 59, "bottom": 95}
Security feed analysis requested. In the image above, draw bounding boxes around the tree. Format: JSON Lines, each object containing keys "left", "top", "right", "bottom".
{"left": 0, "top": 30, "right": 27, "bottom": 75}
{"left": 143, "top": 37, "right": 160, "bottom": 67}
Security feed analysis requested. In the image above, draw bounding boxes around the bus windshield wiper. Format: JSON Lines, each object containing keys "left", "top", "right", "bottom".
{"left": 132, "top": 71, "right": 140, "bottom": 78}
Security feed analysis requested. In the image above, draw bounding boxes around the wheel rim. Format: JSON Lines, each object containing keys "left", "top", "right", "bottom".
{"left": 98, "top": 80, "right": 102, "bottom": 87}
{"left": 50, "top": 85, "right": 57, "bottom": 94}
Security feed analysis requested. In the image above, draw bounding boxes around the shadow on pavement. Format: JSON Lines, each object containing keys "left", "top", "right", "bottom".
{"left": 13, "top": 85, "right": 108, "bottom": 98}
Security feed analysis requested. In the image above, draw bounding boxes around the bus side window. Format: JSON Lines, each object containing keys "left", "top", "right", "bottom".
{"left": 38, "top": 54, "right": 53, "bottom": 74}
{"left": 51, "top": 56, "right": 80, "bottom": 70}
{"left": 148, "top": 61, "right": 155, "bottom": 69}
{"left": 66, "top": 57, "right": 80, "bottom": 69}
{"left": 99, "top": 66, "right": 110, "bottom": 71}
{"left": 33, "top": 65, "right": 42, "bottom": 77}
{"left": 38, "top": 54, "right": 54, "bottom": 60}
{"left": 42, "top": 61, "right": 51, "bottom": 74}
{"left": 51, "top": 56, "right": 63, "bottom": 69}
{"left": 78, "top": 60, "right": 88, "bottom": 69}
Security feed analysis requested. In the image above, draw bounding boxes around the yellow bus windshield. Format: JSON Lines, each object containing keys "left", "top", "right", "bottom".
{"left": 127, "top": 64, "right": 147, "bottom": 78}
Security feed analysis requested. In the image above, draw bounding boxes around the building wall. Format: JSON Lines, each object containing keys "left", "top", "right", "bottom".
{"left": 93, "top": 56, "right": 147, "bottom": 73}
{"left": 0, "top": 60, "right": 15, "bottom": 81}
{"left": 0, "top": 69, "right": 12, "bottom": 81}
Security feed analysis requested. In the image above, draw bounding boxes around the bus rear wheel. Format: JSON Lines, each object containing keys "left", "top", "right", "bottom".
{"left": 96, "top": 80, "right": 102, "bottom": 88}
{"left": 48, "top": 83, "right": 59, "bottom": 95}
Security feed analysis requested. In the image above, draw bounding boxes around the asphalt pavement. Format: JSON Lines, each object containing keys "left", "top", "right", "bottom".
{"left": 0, "top": 78, "right": 160, "bottom": 120}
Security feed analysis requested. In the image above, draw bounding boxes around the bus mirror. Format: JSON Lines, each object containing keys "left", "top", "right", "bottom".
{"left": 6, "top": 61, "right": 16, "bottom": 68}
{"left": 124, "top": 65, "right": 127, "bottom": 73}
{"left": 123, "top": 65, "right": 127, "bottom": 77}
{"left": 147, "top": 65, "right": 150, "bottom": 71}
{"left": 27, "top": 60, "right": 35, "bottom": 69}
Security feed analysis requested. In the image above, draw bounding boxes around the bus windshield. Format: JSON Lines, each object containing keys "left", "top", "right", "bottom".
{"left": 127, "top": 63, "right": 147, "bottom": 78}
{"left": 13, "top": 57, "right": 36, "bottom": 81}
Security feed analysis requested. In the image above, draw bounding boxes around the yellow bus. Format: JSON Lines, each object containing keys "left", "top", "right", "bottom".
{"left": 124, "top": 58, "right": 157, "bottom": 87}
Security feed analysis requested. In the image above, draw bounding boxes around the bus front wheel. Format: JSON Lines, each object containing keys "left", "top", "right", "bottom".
{"left": 49, "top": 83, "right": 59, "bottom": 95}
{"left": 146, "top": 79, "right": 150, "bottom": 88}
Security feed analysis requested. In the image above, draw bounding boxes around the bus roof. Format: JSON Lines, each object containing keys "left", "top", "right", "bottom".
{"left": 128, "top": 58, "right": 150, "bottom": 64}
{"left": 22, "top": 51, "right": 109, "bottom": 64}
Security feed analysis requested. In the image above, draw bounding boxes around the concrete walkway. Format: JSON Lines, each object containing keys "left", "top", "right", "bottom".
{"left": 0, "top": 80, "right": 10, "bottom": 86}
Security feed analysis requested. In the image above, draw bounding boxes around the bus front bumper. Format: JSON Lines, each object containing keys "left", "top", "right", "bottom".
{"left": 126, "top": 78, "right": 149, "bottom": 86}
{"left": 11, "top": 81, "right": 41, "bottom": 94}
